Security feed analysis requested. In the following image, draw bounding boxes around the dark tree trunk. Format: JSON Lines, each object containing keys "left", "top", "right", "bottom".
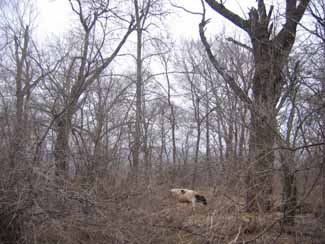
{"left": 143, "top": 120, "right": 151, "bottom": 182}
{"left": 10, "top": 26, "right": 30, "bottom": 168}
{"left": 282, "top": 169, "right": 297, "bottom": 226}
{"left": 246, "top": 11, "right": 290, "bottom": 211}
{"left": 171, "top": 105, "right": 177, "bottom": 166}
{"left": 319, "top": 6, "right": 325, "bottom": 232}
{"left": 278, "top": 149, "right": 298, "bottom": 226}
{"left": 321, "top": 52, "right": 325, "bottom": 234}
{"left": 247, "top": 100, "right": 277, "bottom": 211}
{"left": 206, "top": 89, "right": 212, "bottom": 184}
{"left": 54, "top": 113, "right": 72, "bottom": 175}
{"left": 321, "top": 151, "right": 325, "bottom": 241}
{"left": 132, "top": 0, "right": 145, "bottom": 176}
{"left": 225, "top": 122, "right": 234, "bottom": 161}
{"left": 161, "top": 52, "right": 177, "bottom": 166}
{"left": 238, "top": 109, "right": 247, "bottom": 159}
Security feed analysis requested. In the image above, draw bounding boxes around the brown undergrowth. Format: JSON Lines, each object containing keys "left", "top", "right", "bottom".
{"left": 0, "top": 166, "right": 323, "bottom": 244}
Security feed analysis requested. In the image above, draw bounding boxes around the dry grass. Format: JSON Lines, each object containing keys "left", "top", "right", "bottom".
{"left": 0, "top": 166, "right": 324, "bottom": 244}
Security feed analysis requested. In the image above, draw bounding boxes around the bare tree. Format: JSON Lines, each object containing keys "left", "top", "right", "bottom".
{"left": 131, "top": 0, "right": 168, "bottom": 178}
{"left": 308, "top": 0, "right": 325, "bottom": 234}
{"left": 0, "top": 0, "right": 50, "bottom": 168}
{"left": 74, "top": 74, "right": 133, "bottom": 178}
{"left": 199, "top": 0, "right": 310, "bottom": 212}
{"left": 155, "top": 41, "right": 177, "bottom": 167}
{"left": 132, "top": 0, "right": 143, "bottom": 175}
{"left": 277, "top": 61, "right": 301, "bottom": 226}
{"left": 52, "top": 0, "right": 134, "bottom": 176}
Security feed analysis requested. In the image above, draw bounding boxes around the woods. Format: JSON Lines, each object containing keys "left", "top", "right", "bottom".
{"left": 0, "top": 0, "right": 324, "bottom": 243}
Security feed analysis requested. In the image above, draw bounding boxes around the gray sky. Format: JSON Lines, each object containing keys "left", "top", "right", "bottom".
{"left": 37, "top": 0, "right": 71, "bottom": 37}
{"left": 36, "top": 0, "right": 257, "bottom": 40}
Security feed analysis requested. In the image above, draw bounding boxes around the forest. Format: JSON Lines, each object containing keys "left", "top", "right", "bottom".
{"left": 0, "top": 0, "right": 324, "bottom": 243}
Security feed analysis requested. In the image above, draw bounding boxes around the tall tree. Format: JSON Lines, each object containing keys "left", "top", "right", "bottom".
{"left": 0, "top": 0, "right": 47, "bottom": 168}
{"left": 132, "top": 0, "right": 167, "bottom": 176}
{"left": 156, "top": 42, "right": 177, "bottom": 166}
{"left": 132, "top": 0, "right": 144, "bottom": 175}
{"left": 199, "top": 0, "right": 310, "bottom": 212}
{"left": 53, "top": 0, "right": 134, "bottom": 176}
{"left": 308, "top": 0, "right": 325, "bottom": 234}
{"left": 278, "top": 61, "right": 301, "bottom": 226}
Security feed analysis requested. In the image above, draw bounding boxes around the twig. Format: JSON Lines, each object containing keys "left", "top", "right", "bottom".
{"left": 273, "top": 141, "right": 325, "bottom": 152}
{"left": 170, "top": 2, "right": 203, "bottom": 15}
{"left": 235, "top": 218, "right": 280, "bottom": 244}
{"left": 227, "top": 224, "right": 242, "bottom": 244}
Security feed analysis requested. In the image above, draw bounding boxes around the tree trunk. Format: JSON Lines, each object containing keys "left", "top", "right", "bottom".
{"left": 160, "top": 51, "right": 177, "bottom": 166}
{"left": 321, "top": 53, "right": 325, "bottom": 235}
{"left": 143, "top": 119, "right": 151, "bottom": 182}
{"left": 238, "top": 109, "right": 247, "bottom": 159}
{"left": 319, "top": 6, "right": 325, "bottom": 232}
{"left": 10, "top": 26, "right": 30, "bottom": 167}
{"left": 54, "top": 112, "right": 72, "bottom": 175}
{"left": 282, "top": 169, "right": 297, "bottom": 226}
{"left": 225, "top": 122, "right": 234, "bottom": 161}
{"left": 168, "top": 88, "right": 177, "bottom": 166}
{"left": 171, "top": 105, "right": 177, "bottom": 166}
{"left": 192, "top": 122, "right": 201, "bottom": 188}
{"left": 132, "top": 0, "right": 143, "bottom": 176}
{"left": 191, "top": 88, "right": 201, "bottom": 188}
{"left": 159, "top": 109, "right": 166, "bottom": 164}
{"left": 217, "top": 119, "right": 224, "bottom": 162}
{"left": 321, "top": 146, "right": 325, "bottom": 240}
{"left": 247, "top": 98, "right": 277, "bottom": 212}
{"left": 279, "top": 149, "right": 297, "bottom": 226}
{"left": 246, "top": 25, "right": 284, "bottom": 211}
{"left": 206, "top": 88, "right": 212, "bottom": 184}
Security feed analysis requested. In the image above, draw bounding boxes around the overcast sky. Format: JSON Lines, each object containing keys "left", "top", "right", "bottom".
{"left": 36, "top": 0, "right": 257, "bottom": 40}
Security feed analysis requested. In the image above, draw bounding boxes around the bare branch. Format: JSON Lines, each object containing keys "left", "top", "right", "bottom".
{"left": 225, "top": 37, "right": 253, "bottom": 52}
{"left": 274, "top": 142, "right": 325, "bottom": 152}
{"left": 204, "top": 0, "right": 250, "bottom": 33}
{"left": 199, "top": 9, "right": 252, "bottom": 105}
{"left": 170, "top": 2, "right": 202, "bottom": 15}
